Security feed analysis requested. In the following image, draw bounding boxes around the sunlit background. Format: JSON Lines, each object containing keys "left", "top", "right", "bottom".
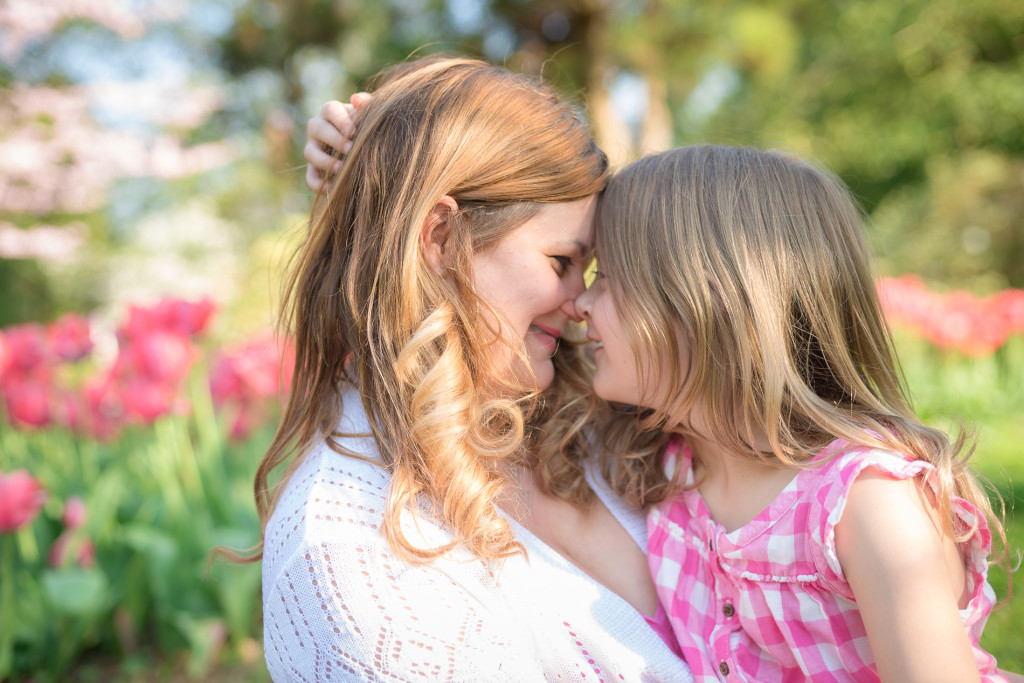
{"left": 1, "top": 0, "right": 1022, "bottom": 679}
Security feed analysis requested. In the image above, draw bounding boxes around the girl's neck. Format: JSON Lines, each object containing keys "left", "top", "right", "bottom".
{"left": 685, "top": 433, "right": 800, "bottom": 534}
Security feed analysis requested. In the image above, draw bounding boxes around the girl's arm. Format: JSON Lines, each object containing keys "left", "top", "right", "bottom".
{"left": 835, "top": 469, "right": 982, "bottom": 683}
{"left": 304, "top": 94, "right": 369, "bottom": 192}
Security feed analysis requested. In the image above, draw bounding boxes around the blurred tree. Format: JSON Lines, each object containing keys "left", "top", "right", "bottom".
{"left": 0, "top": 2, "right": 242, "bottom": 325}
{"left": 692, "top": 0, "right": 1024, "bottom": 289}
{"left": 3, "top": 0, "right": 1021, "bottom": 331}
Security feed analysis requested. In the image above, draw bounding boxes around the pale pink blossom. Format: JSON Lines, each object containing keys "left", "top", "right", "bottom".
{"left": 0, "top": 221, "right": 88, "bottom": 263}
{"left": 0, "top": 0, "right": 149, "bottom": 60}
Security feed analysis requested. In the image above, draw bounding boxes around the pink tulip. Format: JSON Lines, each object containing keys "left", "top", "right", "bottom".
{"left": 46, "top": 312, "right": 93, "bottom": 361}
{"left": 63, "top": 495, "right": 87, "bottom": 529}
{"left": 210, "top": 336, "right": 294, "bottom": 403}
{"left": 118, "top": 304, "right": 165, "bottom": 343}
{"left": 53, "top": 388, "right": 85, "bottom": 433}
{"left": 0, "top": 323, "right": 48, "bottom": 375}
{"left": 227, "top": 401, "right": 264, "bottom": 442}
{"left": 157, "top": 297, "right": 216, "bottom": 337}
{"left": 118, "top": 298, "right": 217, "bottom": 342}
{"left": 994, "top": 289, "right": 1024, "bottom": 334}
{"left": 48, "top": 531, "right": 95, "bottom": 569}
{"left": 82, "top": 374, "right": 124, "bottom": 440}
{"left": 48, "top": 530, "right": 71, "bottom": 567}
{"left": 0, "top": 469, "right": 47, "bottom": 533}
{"left": 0, "top": 331, "right": 9, "bottom": 379}
{"left": 121, "top": 331, "right": 194, "bottom": 383}
{"left": 3, "top": 377, "right": 52, "bottom": 428}
{"left": 119, "top": 377, "right": 176, "bottom": 423}
{"left": 77, "top": 537, "right": 96, "bottom": 567}
{"left": 209, "top": 356, "right": 243, "bottom": 404}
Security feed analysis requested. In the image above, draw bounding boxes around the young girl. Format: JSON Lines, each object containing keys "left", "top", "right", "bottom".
{"left": 576, "top": 145, "right": 1011, "bottom": 682}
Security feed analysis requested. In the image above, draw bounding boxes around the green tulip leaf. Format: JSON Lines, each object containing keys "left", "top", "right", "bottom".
{"left": 41, "top": 568, "right": 109, "bottom": 616}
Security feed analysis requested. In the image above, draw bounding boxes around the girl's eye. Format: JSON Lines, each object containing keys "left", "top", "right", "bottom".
{"left": 551, "top": 255, "right": 574, "bottom": 275}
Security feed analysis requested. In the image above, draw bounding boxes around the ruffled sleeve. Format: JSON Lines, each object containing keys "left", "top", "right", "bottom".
{"left": 806, "top": 445, "right": 992, "bottom": 615}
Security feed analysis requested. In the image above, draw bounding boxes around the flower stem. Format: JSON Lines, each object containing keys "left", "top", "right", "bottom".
{"left": 0, "top": 534, "right": 16, "bottom": 679}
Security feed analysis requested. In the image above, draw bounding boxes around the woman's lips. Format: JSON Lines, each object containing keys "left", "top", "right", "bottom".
{"left": 529, "top": 323, "right": 561, "bottom": 353}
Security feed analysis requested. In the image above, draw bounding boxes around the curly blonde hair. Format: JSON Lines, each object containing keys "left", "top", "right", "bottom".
{"left": 592, "top": 145, "right": 1007, "bottom": 565}
{"left": 241, "top": 56, "right": 607, "bottom": 564}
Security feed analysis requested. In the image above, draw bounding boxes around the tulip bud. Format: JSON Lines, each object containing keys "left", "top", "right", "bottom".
{"left": 0, "top": 469, "right": 47, "bottom": 533}
{"left": 63, "top": 495, "right": 87, "bottom": 530}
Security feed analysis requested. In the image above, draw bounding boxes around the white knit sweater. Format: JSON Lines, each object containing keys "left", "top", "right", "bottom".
{"left": 262, "top": 388, "right": 694, "bottom": 682}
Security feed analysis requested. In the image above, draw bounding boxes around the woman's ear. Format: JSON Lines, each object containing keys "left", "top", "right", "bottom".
{"left": 420, "top": 195, "right": 459, "bottom": 275}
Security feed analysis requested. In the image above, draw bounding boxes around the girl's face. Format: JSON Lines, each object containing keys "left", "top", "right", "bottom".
{"left": 574, "top": 271, "right": 645, "bottom": 405}
{"left": 575, "top": 267, "right": 687, "bottom": 409}
{"left": 472, "top": 196, "right": 597, "bottom": 391}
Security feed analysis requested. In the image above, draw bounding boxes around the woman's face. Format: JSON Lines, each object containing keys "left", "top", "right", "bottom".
{"left": 472, "top": 196, "right": 597, "bottom": 391}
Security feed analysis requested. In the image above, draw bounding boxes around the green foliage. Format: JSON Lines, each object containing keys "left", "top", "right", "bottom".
{"left": 695, "top": 0, "right": 1024, "bottom": 289}
{"left": 892, "top": 331, "right": 1024, "bottom": 668}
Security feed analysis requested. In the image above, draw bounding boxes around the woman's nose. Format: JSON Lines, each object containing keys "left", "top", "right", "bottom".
{"left": 573, "top": 286, "right": 592, "bottom": 320}
{"left": 561, "top": 297, "right": 582, "bottom": 323}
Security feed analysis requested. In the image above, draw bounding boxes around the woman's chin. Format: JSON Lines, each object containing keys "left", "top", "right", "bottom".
{"left": 531, "top": 361, "right": 555, "bottom": 392}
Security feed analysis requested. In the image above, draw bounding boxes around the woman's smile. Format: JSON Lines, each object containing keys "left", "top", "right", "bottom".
{"left": 530, "top": 322, "right": 562, "bottom": 353}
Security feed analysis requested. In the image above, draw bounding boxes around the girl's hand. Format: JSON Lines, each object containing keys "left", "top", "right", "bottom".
{"left": 304, "top": 93, "right": 371, "bottom": 193}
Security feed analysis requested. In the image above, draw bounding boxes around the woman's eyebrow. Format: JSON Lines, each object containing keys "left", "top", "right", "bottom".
{"left": 557, "top": 240, "right": 591, "bottom": 257}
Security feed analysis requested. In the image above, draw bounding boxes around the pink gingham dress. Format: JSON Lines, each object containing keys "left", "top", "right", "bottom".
{"left": 647, "top": 437, "right": 1004, "bottom": 682}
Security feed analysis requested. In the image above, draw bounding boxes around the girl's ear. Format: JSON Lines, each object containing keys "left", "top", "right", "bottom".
{"left": 420, "top": 195, "right": 459, "bottom": 275}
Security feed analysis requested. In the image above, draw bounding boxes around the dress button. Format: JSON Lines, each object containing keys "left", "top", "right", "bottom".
{"left": 722, "top": 602, "right": 735, "bottom": 618}
{"left": 719, "top": 661, "right": 730, "bottom": 676}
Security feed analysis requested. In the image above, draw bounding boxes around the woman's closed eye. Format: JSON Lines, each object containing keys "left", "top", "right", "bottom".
{"left": 551, "top": 255, "right": 575, "bottom": 276}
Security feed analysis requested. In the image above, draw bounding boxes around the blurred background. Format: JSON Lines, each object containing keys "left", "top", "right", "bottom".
{"left": 0, "top": 0, "right": 1021, "bottom": 680}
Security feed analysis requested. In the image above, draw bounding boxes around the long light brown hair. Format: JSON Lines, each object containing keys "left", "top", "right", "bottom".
{"left": 593, "top": 145, "right": 1006, "bottom": 563}
{"left": 242, "top": 56, "right": 607, "bottom": 564}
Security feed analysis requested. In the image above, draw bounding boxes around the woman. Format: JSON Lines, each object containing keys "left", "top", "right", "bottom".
{"left": 261, "top": 56, "right": 692, "bottom": 681}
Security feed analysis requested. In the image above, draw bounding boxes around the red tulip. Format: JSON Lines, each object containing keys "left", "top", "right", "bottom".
{"left": 0, "top": 469, "right": 47, "bottom": 533}
{"left": 46, "top": 312, "right": 93, "bottom": 362}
